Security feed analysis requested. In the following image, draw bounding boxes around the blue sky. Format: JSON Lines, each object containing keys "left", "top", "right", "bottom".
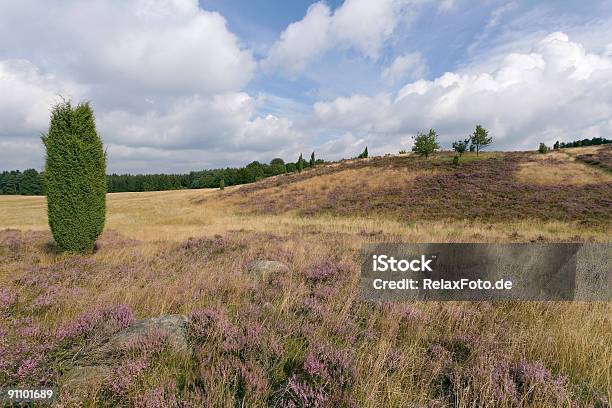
{"left": 1, "top": 0, "right": 611, "bottom": 172}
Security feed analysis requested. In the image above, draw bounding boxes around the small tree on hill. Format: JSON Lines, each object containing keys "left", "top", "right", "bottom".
{"left": 553, "top": 141, "right": 560, "bottom": 150}
{"left": 219, "top": 179, "right": 225, "bottom": 190}
{"left": 358, "top": 146, "right": 368, "bottom": 159}
{"left": 42, "top": 101, "right": 106, "bottom": 253}
{"left": 538, "top": 143, "right": 549, "bottom": 154}
{"left": 470, "top": 125, "right": 492, "bottom": 156}
{"left": 297, "top": 153, "right": 304, "bottom": 173}
{"left": 310, "top": 152, "right": 315, "bottom": 168}
{"left": 412, "top": 129, "right": 439, "bottom": 158}
{"left": 452, "top": 138, "right": 470, "bottom": 157}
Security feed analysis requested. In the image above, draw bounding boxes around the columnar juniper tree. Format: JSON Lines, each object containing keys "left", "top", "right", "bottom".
{"left": 310, "top": 152, "right": 315, "bottom": 168}
{"left": 470, "top": 125, "right": 492, "bottom": 156}
{"left": 358, "top": 146, "right": 368, "bottom": 159}
{"left": 42, "top": 101, "right": 106, "bottom": 253}
{"left": 297, "top": 153, "right": 304, "bottom": 173}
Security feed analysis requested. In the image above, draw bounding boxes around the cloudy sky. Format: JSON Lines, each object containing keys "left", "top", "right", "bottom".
{"left": 1, "top": 0, "right": 612, "bottom": 173}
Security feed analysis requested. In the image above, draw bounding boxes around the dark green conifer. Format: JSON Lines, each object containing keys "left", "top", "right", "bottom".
{"left": 42, "top": 101, "right": 106, "bottom": 252}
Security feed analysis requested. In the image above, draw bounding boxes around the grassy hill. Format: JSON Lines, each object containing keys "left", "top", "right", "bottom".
{"left": 0, "top": 145, "right": 610, "bottom": 406}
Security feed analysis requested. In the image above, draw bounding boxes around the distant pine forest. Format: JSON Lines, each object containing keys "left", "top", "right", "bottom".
{"left": 0, "top": 156, "right": 324, "bottom": 195}
{"left": 1, "top": 137, "right": 609, "bottom": 195}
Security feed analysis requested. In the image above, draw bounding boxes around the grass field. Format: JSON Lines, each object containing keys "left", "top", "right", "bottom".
{"left": 0, "top": 146, "right": 611, "bottom": 407}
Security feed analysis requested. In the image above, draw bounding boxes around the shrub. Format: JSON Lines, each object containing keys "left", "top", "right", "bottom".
{"left": 219, "top": 179, "right": 225, "bottom": 190}
{"left": 452, "top": 155, "right": 460, "bottom": 165}
{"left": 538, "top": 143, "right": 549, "bottom": 154}
{"left": 42, "top": 101, "right": 106, "bottom": 253}
{"left": 412, "top": 129, "right": 439, "bottom": 158}
{"left": 310, "top": 152, "right": 315, "bottom": 168}
{"left": 452, "top": 138, "right": 470, "bottom": 157}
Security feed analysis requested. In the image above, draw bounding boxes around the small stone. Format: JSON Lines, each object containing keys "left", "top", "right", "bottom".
{"left": 104, "top": 314, "right": 189, "bottom": 354}
{"left": 246, "top": 260, "right": 289, "bottom": 278}
{"left": 61, "top": 365, "right": 111, "bottom": 397}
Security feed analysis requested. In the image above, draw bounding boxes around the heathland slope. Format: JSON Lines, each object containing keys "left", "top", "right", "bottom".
{"left": 0, "top": 145, "right": 610, "bottom": 407}
{"left": 216, "top": 145, "right": 612, "bottom": 224}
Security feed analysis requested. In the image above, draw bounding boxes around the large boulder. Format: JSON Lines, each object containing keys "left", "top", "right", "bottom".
{"left": 104, "top": 314, "right": 189, "bottom": 354}
{"left": 246, "top": 260, "right": 289, "bottom": 278}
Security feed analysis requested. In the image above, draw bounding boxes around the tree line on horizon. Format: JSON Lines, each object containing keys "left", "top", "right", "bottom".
{"left": 2, "top": 134, "right": 610, "bottom": 196}
{"left": 0, "top": 154, "right": 325, "bottom": 196}
{"left": 553, "top": 137, "right": 610, "bottom": 149}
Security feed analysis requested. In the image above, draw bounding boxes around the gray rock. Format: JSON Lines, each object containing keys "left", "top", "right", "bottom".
{"left": 61, "top": 365, "right": 110, "bottom": 397}
{"left": 246, "top": 260, "right": 289, "bottom": 278}
{"left": 104, "top": 314, "right": 189, "bottom": 354}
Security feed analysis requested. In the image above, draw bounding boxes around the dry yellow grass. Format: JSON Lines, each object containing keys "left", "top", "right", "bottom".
{"left": 1, "top": 187, "right": 609, "bottom": 244}
{"left": 517, "top": 151, "right": 612, "bottom": 185}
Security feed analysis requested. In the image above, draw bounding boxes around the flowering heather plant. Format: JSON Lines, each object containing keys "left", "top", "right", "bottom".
{"left": 134, "top": 381, "right": 178, "bottom": 408}
{"left": 302, "top": 342, "right": 355, "bottom": 388}
{"left": 107, "top": 357, "right": 149, "bottom": 396}
{"left": 0, "top": 323, "right": 57, "bottom": 386}
{"left": 0, "top": 288, "right": 16, "bottom": 314}
{"left": 514, "top": 359, "right": 570, "bottom": 404}
{"left": 178, "top": 234, "right": 235, "bottom": 258}
{"left": 187, "top": 308, "right": 222, "bottom": 343}
{"left": 283, "top": 375, "right": 328, "bottom": 407}
{"left": 30, "top": 285, "right": 84, "bottom": 311}
{"left": 56, "top": 304, "right": 133, "bottom": 341}
{"left": 238, "top": 361, "right": 269, "bottom": 399}
{"left": 424, "top": 333, "right": 578, "bottom": 406}
{"left": 95, "top": 229, "right": 140, "bottom": 250}
{"left": 119, "top": 329, "right": 170, "bottom": 355}
{"left": 0, "top": 304, "right": 136, "bottom": 388}
{"left": 18, "top": 257, "right": 97, "bottom": 292}
{"left": 305, "top": 262, "right": 338, "bottom": 283}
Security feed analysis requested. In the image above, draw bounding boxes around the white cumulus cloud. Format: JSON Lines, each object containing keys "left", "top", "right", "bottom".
{"left": 0, "top": 0, "right": 255, "bottom": 96}
{"left": 382, "top": 53, "right": 427, "bottom": 84}
{"left": 312, "top": 32, "right": 612, "bottom": 152}
{"left": 262, "top": 0, "right": 428, "bottom": 74}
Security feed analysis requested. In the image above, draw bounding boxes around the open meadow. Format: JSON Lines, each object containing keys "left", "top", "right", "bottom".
{"left": 1, "top": 146, "right": 611, "bottom": 407}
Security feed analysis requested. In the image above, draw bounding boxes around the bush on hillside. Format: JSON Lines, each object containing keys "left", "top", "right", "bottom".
{"left": 412, "top": 130, "right": 439, "bottom": 158}
{"left": 42, "top": 101, "right": 106, "bottom": 252}
{"left": 452, "top": 138, "right": 470, "bottom": 157}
